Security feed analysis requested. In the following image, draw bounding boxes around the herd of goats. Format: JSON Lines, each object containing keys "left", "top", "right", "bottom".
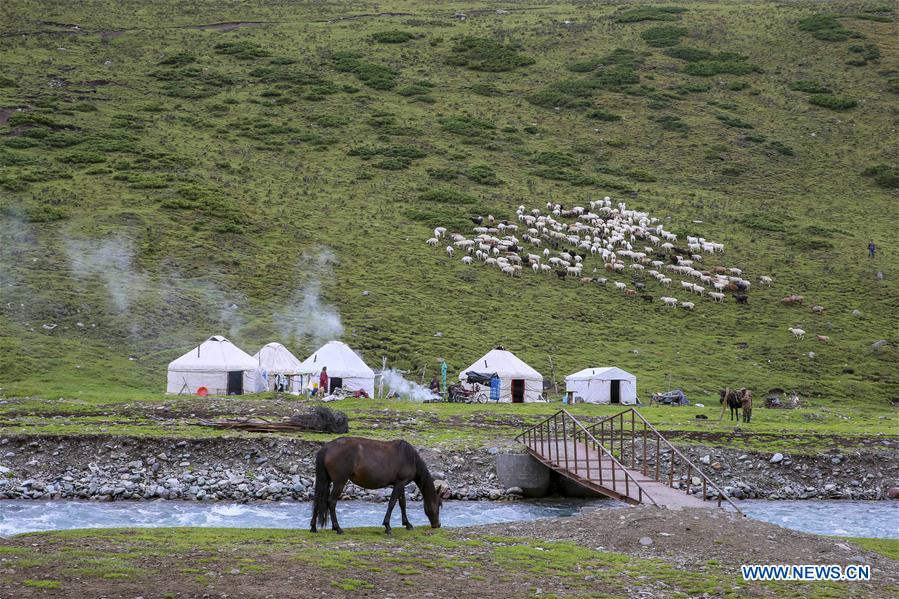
{"left": 426, "top": 198, "right": 826, "bottom": 341}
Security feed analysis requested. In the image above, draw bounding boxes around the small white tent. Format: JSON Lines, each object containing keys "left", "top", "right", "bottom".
{"left": 252, "top": 343, "right": 306, "bottom": 392}
{"left": 298, "top": 341, "right": 375, "bottom": 397}
{"left": 166, "top": 335, "right": 257, "bottom": 396}
{"left": 565, "top": 367, "right": 637, "bottom": 405}
{"left": 460, "top": 348, "right": 544, "bottom": 403}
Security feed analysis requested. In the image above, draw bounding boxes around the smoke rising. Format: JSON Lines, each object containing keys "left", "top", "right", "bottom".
{"left": 380, "top": 368, "right": 438, "bottom": 402}
{"left": 63, "top": 235, "right": 147, "bottom": 314}
{"left": 273, "top": 248, "right": 344, "bottom": 346}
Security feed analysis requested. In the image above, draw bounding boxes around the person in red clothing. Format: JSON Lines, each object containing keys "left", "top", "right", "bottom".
{"left": 319, "top": 367, "right": 329, "bottom": 397}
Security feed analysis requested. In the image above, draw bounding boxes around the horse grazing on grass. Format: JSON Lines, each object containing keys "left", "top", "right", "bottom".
{"left": 719, "top": 388, "right": 742, "bottom": 421}
{"left": 310, "top": 437, "right": 442, "bottom": 535}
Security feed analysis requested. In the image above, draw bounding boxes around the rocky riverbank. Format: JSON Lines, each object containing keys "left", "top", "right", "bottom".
{"left": 0, "top": 435, "right": 895, "bottom": 502}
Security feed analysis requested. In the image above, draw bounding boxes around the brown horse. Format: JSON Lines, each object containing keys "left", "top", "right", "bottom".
{"left": 719, "top": 388, "right": 742, "bottom": 421}
{"left": 310, "top": 437, "right": 442, "bottom": 534}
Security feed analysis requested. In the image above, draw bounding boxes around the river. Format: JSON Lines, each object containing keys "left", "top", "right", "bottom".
{"left": 0, "top": 499, "right": 895, "bottom": 538}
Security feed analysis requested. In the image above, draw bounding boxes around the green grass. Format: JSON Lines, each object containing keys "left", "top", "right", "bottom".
{"left": 847, "top": 538, "right": 899, "bottom": 560}
{"left": 0, "top": 0, "right": 896, "bottom": 431}
{"left": 4, "top": 526, "right": 884, "bottom": 597}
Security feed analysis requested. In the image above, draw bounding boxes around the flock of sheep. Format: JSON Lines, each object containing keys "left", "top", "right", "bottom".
{"left": 426, "top": 197, "right": 831, "bottom": 342}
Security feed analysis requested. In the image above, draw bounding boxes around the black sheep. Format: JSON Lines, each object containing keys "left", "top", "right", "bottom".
{"left": 734, "top": 293, "right": 749, "bottom": 304}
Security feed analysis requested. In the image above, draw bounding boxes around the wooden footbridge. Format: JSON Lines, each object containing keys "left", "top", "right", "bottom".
{"left": 516, "top": 408, "right": 742, "bottom": 513}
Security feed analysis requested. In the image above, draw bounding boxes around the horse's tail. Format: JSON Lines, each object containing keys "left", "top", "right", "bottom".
{"left": 311, "top": 447, "right": 330, "bottom": 529}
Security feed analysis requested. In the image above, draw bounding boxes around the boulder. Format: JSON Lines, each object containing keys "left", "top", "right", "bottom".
{"left": 886, "top": 487, "right": 899, "bottom": 500}
{"left": 770, "top": 453, "right": 784, "bottom": 464}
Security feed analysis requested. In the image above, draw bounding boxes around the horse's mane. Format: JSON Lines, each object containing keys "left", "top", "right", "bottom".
{"left": 399, "top": 441, "right": 436, "bottom": 494}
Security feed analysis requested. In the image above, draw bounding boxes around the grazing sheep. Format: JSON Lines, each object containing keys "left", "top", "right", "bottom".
{"left": 614, "top": 281, "right": 627, "bottom": 291}
{"left": 680, "top": 301, "right": 695, "bottom": 311}
{"left": 709, "top": 292, "right": 725, "bottom": 302}
{"left": 816, "top": 335, "right": 830, "bottom": 343}
{"left": 782, "top": 295, "right": 804, "bottom": 306}
{"left": 532, "top": 262, "right": 540, "bottom": 273}
{"left": 594, "top": 277, "right": 607, "bottom": 286}
{"left": 759, "top": 275, "right": 773, "bottom": 286}
{"left": 788, "top": 327, "right": 806, "bottom": 339}
{"left": 640, "top": 294, "right": 653, "bottom": 302}
{"left": 446, "top": 246, "right": 454, "bottom": 258}
{"left": 661, "top": 296, "right": 678, "bottom": 307}
{"left": 434, "top": 227, "right": 447, "bottom": 238}
{"left": 624, "top": 289, "right": 637, "bottom": 297}
{"left": 461, "top": 256, "right": 473, "bottom": 265}
{"left": 426, "top": 237, "right": 439, "bottom": 247}
{"left": 734, "top": 293, "right": 749, "bottom": 304}
{"left": 811, "top": 305, "right": 825, "bottom": 314}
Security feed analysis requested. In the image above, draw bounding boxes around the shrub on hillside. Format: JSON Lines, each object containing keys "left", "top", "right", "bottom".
{"left": 470, "top": 83, "right": 502, "bottom": 96}
{"left": 419, "top": 188, "right": 476, "bottom": 204}
{"left": 465, "top": 165, "right": 499, "bottom": 185}
{"left": 862, "top": 164, "right": 899, "bottom": 189}
{"left": 684, "top": 60, "right": 759, "bottom": 76}
{"left": 438, "top": 115, "right": 495, "bottom": 137}
{"left": 0, "top": 75, "right": 15, "bottom": 87}
{"left": 616, "top": 6, "right": 686, "bottom": 23}
{"left": 214, "top": 41, "right": 271, "bottom": 59}
{"left": 641, "top": 25, "right": 688, "bottom": 47}
{"left": 716, "top": 113, "right": 754, "bottom": 129}
{"left": 332, "top": 52, "right": 398, "bottom": 90}
{"left": 808, "top": 94, "right": 857, "bottom": 110}
{"left": 790, "top": 80, "right": 832, "bottom": 94}
{"left": 447, "top": 37, "right": 534, "bottom": 72}
{"left": 533, "top": 152, "right": 577, "bottom": 168}
{"left": 654, "top": 115, "right": 688, "bottom": 132}
{"left": 797, "top": 14, "right": 855, "bottom": 42}
{"left": 586, "top": 108, "right": 622, "bottom": 121}
{"left": 158, "top": 53, "right": 196, "bottom": 66}
{"left": 372, "top": 31, "right": 415, "bottom": 44}
{"left": 664, "top": 46, "right": 712, "bottom": 62}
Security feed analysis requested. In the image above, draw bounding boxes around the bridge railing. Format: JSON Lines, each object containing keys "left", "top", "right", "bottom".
{"left": 515, "top": 409, "right": 658, "bottom": 506}
{"left": 584, "top": 407, "right": 742, "bottom": 513}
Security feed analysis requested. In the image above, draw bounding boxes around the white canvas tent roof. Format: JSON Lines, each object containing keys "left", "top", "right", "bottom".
{"left": 253, "top": 342, "right": 304, "bottom": 374}
{"left": 459, "top": 348, "right": 542, "bottom": 380}
{"left": 166, "top": 335, "right": 257, "bottom": 395}
{"left": 566, "top": 366, "right": 635, "bottom": 381}
{"left": 458, "top": 348, "right": 544, "bottom": 403}
{"left": 168, "top": 336, "right": 257, "bottom": 372}
{"left": 298, "top": 341, "right": 375, "bottom": 396}
{"left": 565, "top": 366, "right": 637, "bottom": 405}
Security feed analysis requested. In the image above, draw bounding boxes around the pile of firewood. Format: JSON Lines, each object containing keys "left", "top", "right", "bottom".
{"left": 196, "top": 406, "right": 348, "bottom": 434}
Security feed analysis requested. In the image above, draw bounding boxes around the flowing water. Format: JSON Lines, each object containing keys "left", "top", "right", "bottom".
{"left": 0, "top": 499, "right": 895, "bottom": 538}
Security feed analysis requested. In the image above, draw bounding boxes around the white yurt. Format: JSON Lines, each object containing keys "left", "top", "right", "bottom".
{"left": 251, "top": 342, "right": 306, "bottom": 393}
{"left": 166, "top": 335, "right": 257, "bottom": 396}
{"left": 298, "top": 341, "right": 375, "bottom": 396}
{"left": 565, "top": 367, "right": 637, "bottom": 405}
{"left": 459, "top": 348, "right": 544, "bottom": 403}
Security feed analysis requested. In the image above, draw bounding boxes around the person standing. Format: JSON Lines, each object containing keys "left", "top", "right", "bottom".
{"left": 319, "top": 367, "right": 329, "bottom": 397}
{"left": 868, "top": 241, "right": 876, "bottom": 258}
{"left": 741, "top": 388, "right": 752, "bottom": 423}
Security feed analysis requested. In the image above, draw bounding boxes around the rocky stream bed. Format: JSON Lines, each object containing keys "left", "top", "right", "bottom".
{"left": 0, "top": 435, "right": 896, "bottom": 503}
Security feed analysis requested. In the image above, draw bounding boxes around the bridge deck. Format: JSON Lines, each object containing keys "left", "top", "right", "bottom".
{"left": 526, "top": 438, "right": 715, "bottom": 510}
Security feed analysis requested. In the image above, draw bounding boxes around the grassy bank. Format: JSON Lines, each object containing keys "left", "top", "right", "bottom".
{"left": 0, "top": 393, "right": 894, "bottom": 453}
{"left": 1, "top": 526, "right": 896, "bottom": 597}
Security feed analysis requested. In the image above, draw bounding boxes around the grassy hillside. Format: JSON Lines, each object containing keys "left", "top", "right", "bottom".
{"left": 0, "top": 0, "right": 896, "bottom": 406}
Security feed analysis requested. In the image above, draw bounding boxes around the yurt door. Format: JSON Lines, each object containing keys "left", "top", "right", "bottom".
{"left": 610, "top": 379, "right": 621, "bottom": 404}
{"left": 227, "top": 371, "right": 244, "bottom": 395}
{"left": 511, "top": 379, "right": 525, "bottom": 403}
{"left": 330, "top": 377, "right": 343, "bottom": 394}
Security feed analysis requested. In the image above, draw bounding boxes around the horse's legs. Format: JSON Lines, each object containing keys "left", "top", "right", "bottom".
{"left": 382, "top": 484, "right": 403, "bottom": 534}
{"left": 328, "top": 477, "right": 348, "bottom": 534}
{"left": 398, "top": 485, "right": 413, "bottom": 530}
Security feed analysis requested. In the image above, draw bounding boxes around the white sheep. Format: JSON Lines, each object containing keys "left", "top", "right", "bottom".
{"left": 661, "top": 296, "right": 678, "bottom": 307}
{"left": 788, "top": 327, "right": 805, "bottom": 339}
{"left": 434, "top": 227, "right": 447, "bottom": 238}
{"left": 461, "top": 256, "right": 473, "bottom": 265}
{"left": 709, "top": 292, "right": 725, "bottom": 302}
{"left": 759, "top": 275, "right": 773, "bottom": 286}
{"left": 446, "top": 246, "right": 454, "bottom": 258}
{"left": 680, "top": 301, "right": 695, "bottom": 311}
{"left": 614, "top": 282, "right": 627, "bottom": 291}
{"left": 426, "top": 238, "right": 438, "bottom": 247}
